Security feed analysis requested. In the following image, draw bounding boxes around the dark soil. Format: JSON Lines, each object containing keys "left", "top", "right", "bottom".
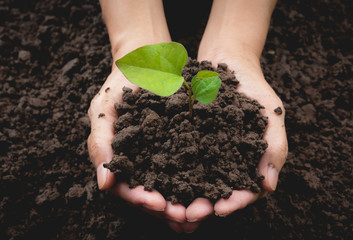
{"left": 105, "top": 60, "right": 267, "bottom": 206}
{"left": 1, "top": 0, "right": 352, "bottom": 239}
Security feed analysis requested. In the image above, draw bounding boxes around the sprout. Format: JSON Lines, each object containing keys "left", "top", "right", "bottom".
{"left": 116, "top": 42, "right": 221, "bottom": 117}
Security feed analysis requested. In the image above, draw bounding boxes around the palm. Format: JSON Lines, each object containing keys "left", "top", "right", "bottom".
{"left": 88, "top": 67, "right": 200, "bottom": 231}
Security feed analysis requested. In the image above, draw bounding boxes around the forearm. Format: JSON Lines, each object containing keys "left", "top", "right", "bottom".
{"left": 198, "top": 0, "right": 277, "bottom": 64}
{"left": 100, "top": 0, "right": 171, "bottom": 61}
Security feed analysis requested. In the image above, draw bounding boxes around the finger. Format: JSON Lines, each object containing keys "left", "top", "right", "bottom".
{"left": 167, "top": 221, "right": 201, "bottom": 234}
{"left": 167, "top": 220, "right": 183, "bottom": 233}
{"left": 181, "top": 221, "right": 201, "bottom": 234}
{"left": 164, "top": 201, "right": 186, "bottom": 223}
{"left": 112, "top": 183, "right": 166, "bottom": 212}
{"left": 186, "top": 198, "right": 213, "bottom": 222}
{"left": 87, "top": 106, "right": 116, "bottom": 190}
{"left": 139, "top": 205, "right": 165, "bottom": 219}
{"left": 235, "top": 71, "right": 288, "bottom": 192}
{"left": 95, "top": 162, "right": 116, "bottom": 190}
{"left": 258, "top": 109, "right": 288, "bottom": 192}
{"left": 214, "top": 190, "right": 258, "bottom": 217}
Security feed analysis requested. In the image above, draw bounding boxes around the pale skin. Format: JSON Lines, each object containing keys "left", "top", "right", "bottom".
{"left": 88, "top": 0, "right": 288, "bottom": 234}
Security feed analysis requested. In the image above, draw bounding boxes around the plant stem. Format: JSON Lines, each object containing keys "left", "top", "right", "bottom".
{"left": 188, "top": 87, "right": 193, "bottom": 118}
{"left": 191, "top": 97, "right": 196, "bottom": 107}
{"left": 183, "top": 80, "right": 190, "bottom": 89}
{"left": 183, "top": 80, "right": 193, "bottom": 118}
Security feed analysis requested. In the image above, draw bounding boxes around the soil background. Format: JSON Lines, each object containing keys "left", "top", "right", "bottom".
{"left": 1, "top": 0, "right": 352, "bottom": 239}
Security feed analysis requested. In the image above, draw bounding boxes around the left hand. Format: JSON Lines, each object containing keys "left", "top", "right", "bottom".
{"left": 183, "top": 51, "right": 288, "bottom": 223}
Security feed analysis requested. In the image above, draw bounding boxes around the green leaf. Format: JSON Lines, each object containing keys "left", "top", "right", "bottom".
{"left": 191, "top": 71, "right": 221, "bottom": 104}
{"left": 116, "top": 42, "right": 188, "bottom": 97}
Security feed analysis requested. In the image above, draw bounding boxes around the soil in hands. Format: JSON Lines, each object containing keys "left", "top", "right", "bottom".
{"left": 104, "top": 59, "right": 268, "bottom": 206}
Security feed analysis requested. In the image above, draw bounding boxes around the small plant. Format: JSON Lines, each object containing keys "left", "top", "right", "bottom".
{"left": 116, "top": 42, "right": 221, "bottom": 117}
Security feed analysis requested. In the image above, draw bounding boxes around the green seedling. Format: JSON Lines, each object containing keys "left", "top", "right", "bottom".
{"left": 116, "top": 42, "right": 221, "bottom": 117}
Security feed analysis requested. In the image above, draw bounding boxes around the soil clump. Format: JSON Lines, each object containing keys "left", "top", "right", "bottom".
{"left": 105, "top": 60, "right": 267, "bottom": 206}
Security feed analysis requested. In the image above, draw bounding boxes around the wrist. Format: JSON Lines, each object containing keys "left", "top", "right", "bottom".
{"left": 111, "top": 34, "right": 171, "bottom": 62}
{"left": 100, "top": 0, "right": 171, "bottom": 62}
{"left": 198, "top": 40, "right": 261, "bottom": 71}
{"left": 197, "top": 40, "right": 270, "bottom": 94}
{"left": 198, "top": 0, "right": 277, "bottom": 66}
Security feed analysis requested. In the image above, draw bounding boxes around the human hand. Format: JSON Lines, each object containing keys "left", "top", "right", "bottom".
{"left": 94, "top": 0, "right": 205, "bottom": 233}
{"left": 187, "top": 48, "right": 288, "bottom": 220}
{"left": 88, "top": 65, "right": 203, "bottom": 233}
{"left": 180, "top": 0, "right": 286, "bottom": 224}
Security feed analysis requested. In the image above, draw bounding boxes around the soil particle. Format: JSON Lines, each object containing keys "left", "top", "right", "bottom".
{"left": 165, "top": 93, "right": 189, "bottom": 114}
{"left": 98, "top": 113, "right": 105, "bottom": 118}
{"left": 28, "top": 97, "right": 48, "bottom": 108}
{"left": 103, "top": 155, "right": 134, "bottom": 179}
{"left": 18, "top": 50, "right": 31, "bottom": 62}
{"left": 35, "top": 185, "right": 61, "bottom": 206}
{"left": 274, "top": 106, "right": 283, "bottom": 115}
{"left": 301, "top": 104, "right": 316, "bottom": 123}
{"left": 66, "top": 184, "right": 86, "bottom": 199}
{"left": 111, "top": 126, "right": 141, "bottom": 153}
{"left": 105, "top": 60, "right": 268, "bottom": 206}
{"left": 62, "top": 58, "right": 80, "bottom": 76}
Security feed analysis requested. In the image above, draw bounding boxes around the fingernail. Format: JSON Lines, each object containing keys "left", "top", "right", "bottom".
{"left": 268, "top": 164, "right": 279, "bottom": 191}
{"left": 214, "top": 212, "right": 228, "bottom": 218}
{"left": 169, "top": 217, "right": 185, "bottom": 223}
{"left": 97, "top": 163, "right": 107, "bottom": 190}
{"left": 187, "top": 218, "right": 199, "bottom": 223}
{"left": 142, "top": 204, "right": 165, "bottom": 212}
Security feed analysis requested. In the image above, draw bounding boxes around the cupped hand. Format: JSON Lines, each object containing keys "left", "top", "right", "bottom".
{"left": 171, "top": 54, "right": 288, "bottom": 230}
{"left": 87, "top": 66, "right": 200, "bottom": 233}
{"left": 185, "top": 52, "right": 288, "bottom": 220}
{"left": 214, "top": 57, "right": 288, "bottom": 216}
{"left": 87, "top": 55, "right": 287, "bottom": 233}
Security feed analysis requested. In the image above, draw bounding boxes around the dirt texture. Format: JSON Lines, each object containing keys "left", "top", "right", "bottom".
{"left": 105, "top": 60, "right": 267, "bottom": 206}
{"left": 1, "top": 0, "right": 352, "bottom": 239}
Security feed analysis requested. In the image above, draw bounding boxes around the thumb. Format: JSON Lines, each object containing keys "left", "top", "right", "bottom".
{"left": 88, "top": 132, "right": 116, "bottom": 190}
{"left": 88, "top": 93, "right": 118, "bottom": 190}
{"left": 258, "top": 110, "right": 288, "bottom": 192}
{"left": 87, "top": 68, "right": 140, "bottom": 190}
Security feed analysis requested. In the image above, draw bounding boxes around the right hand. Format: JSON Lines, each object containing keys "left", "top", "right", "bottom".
{"left": 87, "top": 66, "right": 199, "bottom": 232}
{"left": 88, "top": 66, "right": 138, "bottom": 191}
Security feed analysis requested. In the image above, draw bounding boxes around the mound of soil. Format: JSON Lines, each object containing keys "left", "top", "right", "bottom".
{"left": 1, "top": 0, "right": 352, "bottom": 239}
{"left": 105, "top": 60, "right": 267, "bottom": 206}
